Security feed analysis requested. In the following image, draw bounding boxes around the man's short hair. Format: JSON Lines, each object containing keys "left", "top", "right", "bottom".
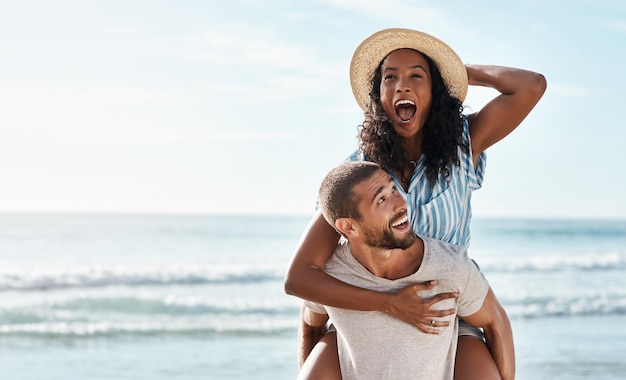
{"left": 318, "top": 161, "right": 381, "bottom": 230}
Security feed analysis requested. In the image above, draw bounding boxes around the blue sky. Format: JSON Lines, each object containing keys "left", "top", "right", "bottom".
{"left": 1, "top": 0, "right": 625, "bottom": 219}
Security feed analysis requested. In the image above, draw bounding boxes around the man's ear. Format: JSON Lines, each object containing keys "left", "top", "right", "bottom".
{"left": 335, "top": 217, "right": 358, "bottom": 238}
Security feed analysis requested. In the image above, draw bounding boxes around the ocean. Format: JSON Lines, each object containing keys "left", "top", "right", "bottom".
{"left": 1, "top": 213, "right": 625, "bottom": 379}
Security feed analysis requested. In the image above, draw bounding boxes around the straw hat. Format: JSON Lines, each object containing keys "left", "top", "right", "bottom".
{"left": 350, "top": 28, "right": 468, "bottom": 111}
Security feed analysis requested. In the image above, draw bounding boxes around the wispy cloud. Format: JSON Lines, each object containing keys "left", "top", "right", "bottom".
{"left": 182, "top": 25, "right": 346, "bottom": 106}
{"left": 99, "top": 25, "right": 140, "bottom": 36}
{"left": 0, "top": 85, "right": 180, "bottom": 121}
{"left": 183, "top": 29, "right": 340, "bottom": 76}
{"left": 604, "top": 19, "right": 626, "bottom": 34}
{"left": 197, "top": 70, "right": 344, "bottom": 105}
{"left": 320, "top": 0, "right": 460, "bottom": 33}
{"left": 182, "top": 12, "right": 349, "bottom": 74}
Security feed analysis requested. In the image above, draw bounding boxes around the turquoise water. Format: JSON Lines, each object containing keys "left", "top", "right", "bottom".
{"left": 1, "top": 213, "right": 625, "bottom": 379}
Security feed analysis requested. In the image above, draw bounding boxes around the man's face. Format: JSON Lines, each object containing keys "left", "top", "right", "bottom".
{"left": 352, "top": 169, "right": 416, "bottom": 250}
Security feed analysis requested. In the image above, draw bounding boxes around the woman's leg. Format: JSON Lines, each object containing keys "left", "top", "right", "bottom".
{"left": 454, "top": 335, "right": 502, "bottom": 380}
{"left": 297, "top": 331, "right": 341, "bottom": 380}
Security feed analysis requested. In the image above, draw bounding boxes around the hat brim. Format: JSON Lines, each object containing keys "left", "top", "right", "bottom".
{"left": 350, "top": 28, "right": 468, "bottom": 111}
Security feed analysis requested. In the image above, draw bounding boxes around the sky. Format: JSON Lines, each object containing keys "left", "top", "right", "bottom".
{"left": 1, "top": 0, "right": 625, "bottom": 219}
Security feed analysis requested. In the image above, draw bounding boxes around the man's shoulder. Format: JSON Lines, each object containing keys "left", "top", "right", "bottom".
{"left": 420, "top": 235, "right": 473, "bottom": 268}
{"left": 326, "top": 239, "right": 354, "bottom": 268}
{"left": 421, "top": 235, "right": 467, "bottom": 256}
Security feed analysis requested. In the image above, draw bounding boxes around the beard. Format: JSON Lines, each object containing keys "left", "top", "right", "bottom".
{"left": 362, "top": 223, "right": 416, "bottom": 250}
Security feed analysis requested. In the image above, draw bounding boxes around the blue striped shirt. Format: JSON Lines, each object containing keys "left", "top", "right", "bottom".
{"left": 345, "top": 117, "right": 486, "bottom": 248}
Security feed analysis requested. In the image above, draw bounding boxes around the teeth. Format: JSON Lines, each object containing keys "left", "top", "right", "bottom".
{"left": 392, "top": 215, "right": 408, "bottom": 227}
{"left": 395, "top": 99, "right": 415, "bottom": 106}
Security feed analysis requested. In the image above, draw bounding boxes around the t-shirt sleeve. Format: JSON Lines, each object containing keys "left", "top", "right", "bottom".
{"left": 303, "top": 300, "right": 327, "bottom": 315}
{"left": 457, "top": 256, "right": 490, "bottom": 318}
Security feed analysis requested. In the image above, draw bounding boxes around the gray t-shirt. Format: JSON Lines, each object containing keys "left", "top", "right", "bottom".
{"left": 305, "top": 235, "right": 489, "bottom": 380}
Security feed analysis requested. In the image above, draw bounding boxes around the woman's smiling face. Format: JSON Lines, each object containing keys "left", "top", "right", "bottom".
{"left": 379, "top": 48, "right": 433, "bottom": 139}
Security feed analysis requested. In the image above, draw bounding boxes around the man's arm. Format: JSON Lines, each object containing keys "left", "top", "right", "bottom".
{"left": 298, "top": 302, "right": 329, "bottom": 368}
{"left": 462, "top": 287, "right": 515, "bottom": 380}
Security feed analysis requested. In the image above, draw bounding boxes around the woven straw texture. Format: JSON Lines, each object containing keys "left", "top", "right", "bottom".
{"left": 350, "top": 28, "right": 468, "bottom": 110}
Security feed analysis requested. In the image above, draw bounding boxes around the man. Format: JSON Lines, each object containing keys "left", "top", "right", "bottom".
{"left": 297, "top": 161, "right": 514, "bottom": 380}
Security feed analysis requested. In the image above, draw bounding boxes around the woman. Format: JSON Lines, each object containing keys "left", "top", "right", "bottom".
{"left": 286, "top": 28, "right": 546, "bottom": 379}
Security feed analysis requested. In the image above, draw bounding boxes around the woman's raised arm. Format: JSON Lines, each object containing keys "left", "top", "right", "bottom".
{"left": 465, "top": 65, "right": 547, "bottom": 165}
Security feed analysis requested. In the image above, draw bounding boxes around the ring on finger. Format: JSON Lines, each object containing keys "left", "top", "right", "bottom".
{"left": 430, "top": 319, "right": 435, "bottom": 326}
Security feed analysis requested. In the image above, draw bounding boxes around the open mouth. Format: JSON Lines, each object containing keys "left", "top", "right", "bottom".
{"left": 394, "top": 99, "right": 416, "bottom": 123}
{"left": 391, "top": 214, "right": 409, "bottom": 230}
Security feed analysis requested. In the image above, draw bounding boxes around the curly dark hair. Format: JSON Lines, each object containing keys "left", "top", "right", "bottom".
{"left": 358, "top": 50, "right": 468, "bottom": 185}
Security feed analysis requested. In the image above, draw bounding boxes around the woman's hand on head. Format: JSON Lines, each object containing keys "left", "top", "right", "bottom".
{"left": 464, "top": 64, "right": 547, "bottom": 158}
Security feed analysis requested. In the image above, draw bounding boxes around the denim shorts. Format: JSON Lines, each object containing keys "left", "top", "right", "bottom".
{"left": 458, "top": 319, "right": 485, "bottom": 341}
